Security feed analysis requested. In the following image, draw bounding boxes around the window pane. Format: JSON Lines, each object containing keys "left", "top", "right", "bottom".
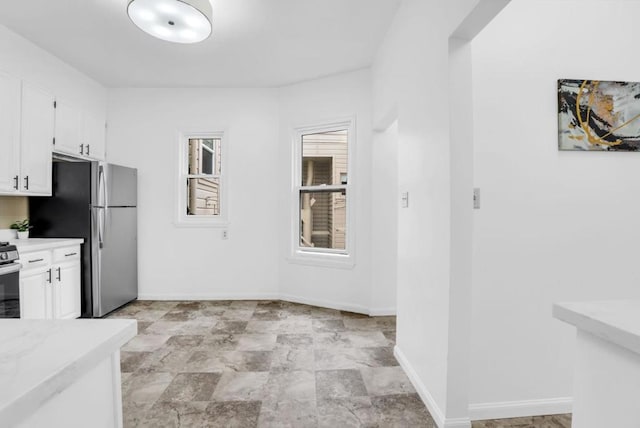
{"left": 189, "top": 138, "right": 221, "bottom": 175}
{"left": 301, "top": 130, "right": 348, "bottom": 186}
{"left": 299, "top": 190, "right": 346, "bottom": 250}
{"left": 187, "top": 177, "right": 220, "bottom": 216}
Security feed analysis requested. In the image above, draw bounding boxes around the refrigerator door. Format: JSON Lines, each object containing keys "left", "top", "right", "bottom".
{"left": 93, "top": 206, "right": 138, "bottom": 317}
{"left": 100, "top": 163, "right": 138, "bottom": 207}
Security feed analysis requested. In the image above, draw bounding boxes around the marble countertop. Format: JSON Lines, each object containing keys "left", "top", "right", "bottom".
{"left": 553, "top": 300, "right": 640, "bottom": 355}
{"left": 0, "top": 319, "right": 136, "bottom": 427}
{"left": 11, "top": 238, "right": 84, "bottom": 253}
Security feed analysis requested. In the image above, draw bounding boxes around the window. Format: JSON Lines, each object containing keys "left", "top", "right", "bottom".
{"left": 292, "top": 119, "right": 355, "bottom": 265}
{"left": 176, "top": 132, "right": 227, "bottom": 226}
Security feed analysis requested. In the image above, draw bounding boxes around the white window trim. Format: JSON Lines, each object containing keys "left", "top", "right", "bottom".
{"left": 175, "top": 130, "right": 229, "bottom": 228}
{"left": 288, "top": 117, "right": 356, "bottom": 268}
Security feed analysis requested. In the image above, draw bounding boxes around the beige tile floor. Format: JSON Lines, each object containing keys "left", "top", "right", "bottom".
{"left": 108, "top": 300, "right": 571, "bottom": 427}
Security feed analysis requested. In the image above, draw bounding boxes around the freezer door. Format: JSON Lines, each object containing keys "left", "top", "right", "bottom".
{"left": 93, "top": 206, "right": 138, "bottom": 317}
{"left": 93, "top": 162, "right": 137, "bottom": 207}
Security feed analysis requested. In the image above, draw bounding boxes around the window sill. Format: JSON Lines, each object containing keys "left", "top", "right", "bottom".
{"left": 287, "top": 251, "right": 355, "bottom": 269}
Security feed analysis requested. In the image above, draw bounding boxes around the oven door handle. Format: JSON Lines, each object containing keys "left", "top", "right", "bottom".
{"left": 0, "top": 263, "right": 21, "bottom": 275}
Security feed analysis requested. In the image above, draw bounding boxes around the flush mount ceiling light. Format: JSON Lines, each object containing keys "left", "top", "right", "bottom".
{"left": 127, "top": 0, "right": 212, "bottom": 44}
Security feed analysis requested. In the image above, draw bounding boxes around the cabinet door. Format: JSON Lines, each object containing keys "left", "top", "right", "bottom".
{"left": 20, "top": 270, "right": 52, "bottom": 319}
{"left": 0, "top": 71, "right": 21, "bottom": 194}
{"left": 82, "top": 112, "right": 106, "bottom": 161}
{"left": 54, "top": 99, "right": 83, "bottom": 157}
{"left": 21, "top": 82, "right": 54, "bottom": 195}
{"left": 53, "top": 262, "right": 81, "bottom": 319}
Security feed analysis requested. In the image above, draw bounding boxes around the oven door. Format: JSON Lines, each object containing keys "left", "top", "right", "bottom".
{"left": 0, "top": 263, "right": 21, "bottom": 318}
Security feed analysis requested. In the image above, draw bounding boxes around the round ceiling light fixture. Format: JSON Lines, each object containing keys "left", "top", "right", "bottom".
{"left": 127, "top": 0, "right": 212, "bottom": 44}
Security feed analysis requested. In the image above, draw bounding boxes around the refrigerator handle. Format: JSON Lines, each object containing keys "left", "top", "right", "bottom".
{"left": 99, "top": 164, "right": 108, "bottom": 208}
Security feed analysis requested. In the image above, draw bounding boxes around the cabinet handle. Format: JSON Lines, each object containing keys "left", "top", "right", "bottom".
{"left": 80, "top": 144, "right": 84, "bottom": 155}
{"left": 28, "top": 258, "right": 44, "bottom": 263}
{"left": 46, "top": 268, "right": 52, "bottom": 283}
{"left": 56, "top": 267, "right": 61, "bottom": 281}
{"left": 64, "top": 252, "right": 77, "bottom": 257}
{"left": 24, "top": 176, "right": 29, "bottom": 190}
{"left": 85, "top": 144, "right": 90, "bottom": 156}
{"left": 13, "top": 175, "right": 18, "bottom": 190}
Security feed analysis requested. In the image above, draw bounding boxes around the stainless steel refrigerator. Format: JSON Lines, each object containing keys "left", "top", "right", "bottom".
{"left": 30, "top": 161, "right": 138, "bottom": 317}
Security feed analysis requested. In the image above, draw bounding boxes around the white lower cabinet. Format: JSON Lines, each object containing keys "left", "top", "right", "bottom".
{"left": 20, "top": 245, "right": 81, "bottom": 319}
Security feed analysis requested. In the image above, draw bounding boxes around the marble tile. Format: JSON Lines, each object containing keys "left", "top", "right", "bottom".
{"left": 315, "top": 369, "right": 368, "bottom": 399}
{"left": 187, "top": 350, "right": 273, "bottom": 372}
{"left": 160, "top": 309, "right": 199, "bottom": 321}
{"left": 270, "top": 347, "right": 315, "bottom": 372}
{"left": 211, "top": 371, "right": 269, "bottom": 401}
{"left": 342, "top": 318, "right": 380, "bottom": 331}
{"left": 158, "top": 372, "right": 221, "bottom": 402}
{"left": 313, "top": 332, "right": 352, "bottom": 348}
{"left": 165, "top": 334, "right": 205, "bottom": 348}
{"left": 382, "top": 330, "right": 396, "bottom": 343}
{"left": 205, "top": 401, "right": 262, "bottom": 427}
{"left": 277, "top": 334, "right": 313, "bottom": 347}
{"left": 137, "top": 347, "right": 194, "bottom": 373}
{"left": 212, "top": 320, "right": 248, "bottom": 334}
{"left": 344, "top": 331, "right": 392, "bottom": 347}
{"left": 360, "top": 366, "right": 415, "bottom": 396}
{"left": 199, "top": 333, "right": 240, "bottom": 350}
{"left": 263, "top": 370, "right": 316, "bottom": 403}
{"left": 472, "top": 415, "right": 572, "bottom": 428}
{"left": 317, "top": 397, "right": 379, "bottom": 428}
{"left": 312, "top": 319, "right": 346, "bottom": 332}
{"left": 122, "top": 334, "right": 171, "bottom": 352}
{"left": 229, "top": 300, "right": 260, "bottom": 309}
{"left": 138, "top": 401, "right": 209, "bottom": 428}
{"left": 355, "top": 347, "right": 399, "bottom": 368}
{"left": 221, "top": 308, "right": 256, "bottom": 320}
{"left": 257, "top": 399, "right": 318, "bottom": 428}
{"left": 278, "top": 319, "right": 314, "bottom": 333}
{"left": 122, "top": 401, "right": 152, "bottom": 428}
{"left": 252, "top": 308, "right": 285, "bottom": 321}
{"left": 137, "top": 321, "right": 153, "bottom": 333}
{"left": 122, "top": 372, "right": 174, "bottom": 404}
{"left": 246, "top": 320, "right": 282, "bottom": 333}
{"left": 371, "top": 394, "right": 436, "bottom": 427}
{"left": 120, "top": 351, "right": 152, "bottom": 373}
{"left": 174, "top": 301, "right": 208, "bottom": 311}
{"left": 314, "top": 347, "right": 360, "bottom": 370}
{"left": 236, "top": 333, "right": 278, "bottom": 351}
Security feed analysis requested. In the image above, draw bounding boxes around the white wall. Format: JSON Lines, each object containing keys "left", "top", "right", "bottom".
{"left": 371, "top": 120, "right": 398, "bottom": 314}
{"left": 106, "top": 88, "right": 280, "bottom": 299}
{"left": 277, "top": 69, "right": 377, "bottom": 314}
{"left": 371, "top": 1, "right": 481, "bottom": 425}
{"left": 470, "top": 0, "right": 640, "bottom": 418}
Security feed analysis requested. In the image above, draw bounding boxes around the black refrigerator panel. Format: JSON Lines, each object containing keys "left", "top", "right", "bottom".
{"left": 29, "top": 161, "right": 94, "bottom": 318}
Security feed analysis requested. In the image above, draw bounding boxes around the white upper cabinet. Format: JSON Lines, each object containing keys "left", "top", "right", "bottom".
{"left": 82, "top": 112, "right": 106, "bottom": 161}
{"left": 0, "top": 71, "right": 21, "bottom": 193}
{"left": 54, "top": 99, "right": 83, "bottom": 157}
{"left": 54, "top": 100, "right": 106, "bottom": 161}
{"left": 21, "top": 82, "right": 54, "bottom": 195}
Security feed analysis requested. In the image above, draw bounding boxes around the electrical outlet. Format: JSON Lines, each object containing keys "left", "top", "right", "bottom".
{"left": 473, "top": 188, "right": 480, "bottom": 209}
{"left": 222, "top": 230, "right": 228, "bottom": 240}
{"left": 401, "top": 191, "right": 409, "bottom": 208}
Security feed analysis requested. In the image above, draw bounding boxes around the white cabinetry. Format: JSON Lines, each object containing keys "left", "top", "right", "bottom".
{"left": 20, "top": 245, "right": 81, "bottom": 320}
{"left": 0, "top": 76, "right": 54, "bottom": 196}
{"left": 54, "top": 99, "right": 106, "bottom": 161}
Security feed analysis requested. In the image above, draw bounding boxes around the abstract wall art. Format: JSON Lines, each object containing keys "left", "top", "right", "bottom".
{"left": 558, "top": 79, "right": 640, "bottom": 151}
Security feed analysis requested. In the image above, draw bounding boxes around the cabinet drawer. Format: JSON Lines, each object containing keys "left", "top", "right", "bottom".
{"left": 53, "top": 246, "right": 80, "bottom": 263}
{"left": 20, "top": 251, "right": 51, "bottom": 271}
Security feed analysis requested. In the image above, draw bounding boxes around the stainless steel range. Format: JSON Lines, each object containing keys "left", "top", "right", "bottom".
{"left": 0, "top": 242, "right": 21, "bottom": 318}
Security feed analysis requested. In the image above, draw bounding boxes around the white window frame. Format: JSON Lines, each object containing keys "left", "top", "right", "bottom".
{"left": 289, "top": 117, "right": 356, "bottom": 268}
{"left": 175, "top": 131, "right": 228, "bottom": 227}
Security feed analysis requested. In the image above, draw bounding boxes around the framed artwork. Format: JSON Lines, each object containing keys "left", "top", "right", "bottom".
{"left": 558, "top": 79, "right": 640, "bottom": 151}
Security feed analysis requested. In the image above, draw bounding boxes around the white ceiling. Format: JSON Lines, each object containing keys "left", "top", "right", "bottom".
{"left": 0, "top": 0, "right": 401, "bottom": 88}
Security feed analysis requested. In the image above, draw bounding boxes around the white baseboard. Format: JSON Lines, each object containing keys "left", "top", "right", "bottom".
{"left": 137, "top": 293, "right": 279, "bottom": 301}
{"left": 469, "top": 397, "right": 572, "bottom": 421}
{"left": 393, "top": 346, "right": 471, "bottom": 428}
{"left": 137, "top": 293, "right": 394, "bottom": 317}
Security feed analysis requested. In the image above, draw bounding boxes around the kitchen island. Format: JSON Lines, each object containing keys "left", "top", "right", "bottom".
{"left": 553, "top": 300, "right": 640, "bottom": 428}
{"left": 0, "top": 319, "right": 136, "bottom": 428}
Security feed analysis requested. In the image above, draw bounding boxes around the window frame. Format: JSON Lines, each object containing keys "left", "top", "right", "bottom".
{"left": 289, "top": 117, "right": 356, "bottom": 268}
{"left": 175, "top": 131, "right": 228, "bottom": 228}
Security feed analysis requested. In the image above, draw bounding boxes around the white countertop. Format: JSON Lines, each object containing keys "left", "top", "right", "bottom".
{"left": 0, "top": 319, "right": 136, "bottom": 427}
{"left": 11, "top": 238, "right": 84, "bottom": 253}
{"left": 554, "top": 300, "right": 640, "bottom": 355}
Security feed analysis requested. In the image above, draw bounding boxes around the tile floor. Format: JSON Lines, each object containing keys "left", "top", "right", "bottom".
{"left": 108, "top": 300, "right": 571, "bottom": 428}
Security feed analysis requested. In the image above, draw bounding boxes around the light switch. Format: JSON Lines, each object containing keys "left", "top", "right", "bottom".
{"left": 401, "top": 191, "right": 409, "bottom": 208}
{"left": 473, "top": 188, "right": 480, "bottom": 209}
